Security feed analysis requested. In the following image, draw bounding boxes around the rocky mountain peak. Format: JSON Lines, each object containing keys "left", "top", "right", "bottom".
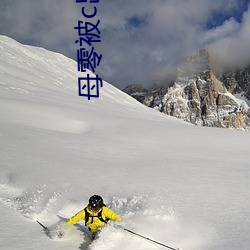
{"left": 177, "top": 49, "right": 210, "bottom": 78}
{"left": 123, "top": 49, "right": 250, "bottom": 130}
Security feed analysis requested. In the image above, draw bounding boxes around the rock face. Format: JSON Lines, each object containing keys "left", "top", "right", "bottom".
{"left": 123, "top": 84, "right": 147, "bottom": 103}
{"left": 123, "top": 49, "right": 250, "bottom": 130}
{"left": 218, "top": 66, "right": 250, "bottom": 100}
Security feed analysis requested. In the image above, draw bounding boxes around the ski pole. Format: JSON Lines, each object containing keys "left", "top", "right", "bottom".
{"left": 122, "top": 227, "right": 180, "bottom": 250}
{"left": 37, "top": 220, "right": 48, "bottom": 231}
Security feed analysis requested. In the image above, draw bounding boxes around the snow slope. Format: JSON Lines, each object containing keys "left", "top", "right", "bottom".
{"left": 0, "top": 35, "right": 250, "bottom": 250}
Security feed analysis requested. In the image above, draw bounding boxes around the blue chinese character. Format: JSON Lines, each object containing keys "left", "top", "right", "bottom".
{"left": 77, "top": 47, "right": 102, "bottom": 73}
{"left": 76, "top": 0, "right": 99, "bottom": 2}
{"left": 78, "top": 74, "right": 103, "bottom": 100}
{"left": 75, "top": 20, "right": 101, "bottom": 46}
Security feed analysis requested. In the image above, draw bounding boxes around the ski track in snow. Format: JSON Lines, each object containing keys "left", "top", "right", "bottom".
{"left": 0, "top": 180, "right": 212, "bottom": 250}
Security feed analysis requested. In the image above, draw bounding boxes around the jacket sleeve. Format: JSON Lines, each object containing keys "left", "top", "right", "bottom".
{"left": 67, "top": 209, "right": 85, "bottom": 225}
{"left": 104, "top": 207, "right": 122, "bottom": 222}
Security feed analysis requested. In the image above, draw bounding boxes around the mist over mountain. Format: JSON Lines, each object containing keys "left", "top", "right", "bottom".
{"left": 123, "top": 49, "right": 250, "bottom": 130}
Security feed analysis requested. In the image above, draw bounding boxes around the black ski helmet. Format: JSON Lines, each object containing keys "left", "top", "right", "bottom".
{"left": 89, "top": 195, "right": 104, "bottom": 210}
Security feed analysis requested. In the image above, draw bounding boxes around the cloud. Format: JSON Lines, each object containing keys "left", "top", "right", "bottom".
{"left": 0, "top": 0, "right": 249, "bottom": 89}
{"left": 0, "top": 0, "right": 78, "bottom": 54}
{"left": 209, "top": 4, "right": 250, "bottom": 69}
{"left": 200, "top": 18, "right": 240, "bottom": 45}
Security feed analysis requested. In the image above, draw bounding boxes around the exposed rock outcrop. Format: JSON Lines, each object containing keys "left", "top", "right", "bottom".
{"left": 123, "top": 49, "right": 250, "bottom": 130}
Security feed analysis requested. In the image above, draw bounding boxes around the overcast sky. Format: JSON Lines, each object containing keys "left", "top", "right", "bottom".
{"left": 0, "top": 0, "right": 249, "bottom": 89}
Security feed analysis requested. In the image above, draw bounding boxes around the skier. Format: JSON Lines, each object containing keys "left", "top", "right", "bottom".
{"left": 66, "top": 194, "right": 122, "bottom": 239}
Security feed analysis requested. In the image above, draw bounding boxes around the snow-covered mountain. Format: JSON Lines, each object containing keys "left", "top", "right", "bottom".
{"left": 124, "top": 49, "right": 250, "bottom": 130}
{"left": 1, "top": 36, "right": 250, "bottom": 250}
{"left": 217, "top": 65, "right": 250, "bottom": 100}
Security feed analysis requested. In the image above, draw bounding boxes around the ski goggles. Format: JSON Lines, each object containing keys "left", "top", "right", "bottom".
{"left": 89, "top": 204, "right": 101, "bottom": 212}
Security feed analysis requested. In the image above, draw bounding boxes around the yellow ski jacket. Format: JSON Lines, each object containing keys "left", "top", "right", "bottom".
{"left": 67, "top": 206, "right": 121, "bottom": 233}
